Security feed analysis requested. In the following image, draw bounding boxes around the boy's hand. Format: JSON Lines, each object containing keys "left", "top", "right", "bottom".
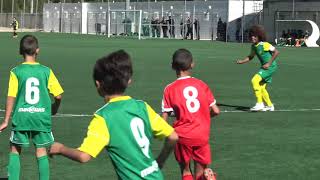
{"left": 49, "top": 142, "right": 64, "bottom": 155}
{"left": 236, "top": 59, "right": 243, "bottom": 64}
{"left": 51, "top": 104, "right": 58, "bottom": 115}
{"left": 0, "top": 121, "right": 8, "bottom": 132}
{"left": 262, "top": 62, "right": 271, "bottom": 69}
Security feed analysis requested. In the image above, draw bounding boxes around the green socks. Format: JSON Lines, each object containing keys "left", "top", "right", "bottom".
{"left": 37, "top": 155, "right": 49, "bottom": 180}
{"left": 8, "top": 154, "right": 49, "bottom": 180}
{"left": 8, "top": 153, "right": 20, "bottom": 180}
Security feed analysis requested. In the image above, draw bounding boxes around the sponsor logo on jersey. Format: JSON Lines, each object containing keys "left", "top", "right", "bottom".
{"left": 18, "top": 106, "right": 45, "bottom": 113}
{"left": 140, "top": 161, "right": 159, "bottom": 178}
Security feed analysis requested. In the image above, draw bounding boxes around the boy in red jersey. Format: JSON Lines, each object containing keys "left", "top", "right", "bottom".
{"left": 161, "top": 49, "right": 220, "bottom": 180}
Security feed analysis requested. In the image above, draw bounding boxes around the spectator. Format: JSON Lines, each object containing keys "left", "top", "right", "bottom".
{"left": 142, "top": 17, "right": 150, "bottom": 37}
{"left": 194, "top": 18, "right": 200, "bottom": 40}
{"left": 168, "top": 16, "right": 175, "bottom": 38}
{"left": 185, "top": 17, "right": 193, "bottom": 39}
{"left": 180, "top": 17, "right": 185, "bottom": 38}
{"left": 161, "top": 16, "right": 168, "bottom": 38}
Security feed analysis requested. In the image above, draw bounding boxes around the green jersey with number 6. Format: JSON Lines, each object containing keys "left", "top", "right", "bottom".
{"left": 8, "top": 62, "right": 64, "bottom": 132}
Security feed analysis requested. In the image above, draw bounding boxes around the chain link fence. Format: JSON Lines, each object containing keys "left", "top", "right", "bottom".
{"left": 44, "top": 1, "right": 228, "bottom": 40}
{"left": 0, "top": 13, "right": 42, "bottom": 30}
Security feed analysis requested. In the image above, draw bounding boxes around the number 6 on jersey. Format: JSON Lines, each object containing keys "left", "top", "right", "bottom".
{"left": 25, "top": 77, "right": 40, "bottom": 104}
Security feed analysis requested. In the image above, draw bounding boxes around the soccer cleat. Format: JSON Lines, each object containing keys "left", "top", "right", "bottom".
{"left": 250, "top": 103, "right": 265, "bottom": 111}
{"left": 263, "top": 105, "right": 275, "bottom": 112}
{"left": 204, "top": 168, "right": 217, "bottom": 180}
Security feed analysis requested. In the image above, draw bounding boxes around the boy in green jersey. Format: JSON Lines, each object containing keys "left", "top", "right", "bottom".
{"left": 49, "top": 50, "right": 178, "bottom": 179}
{"left": 236, "top": 25, "right": 280, "bottom": 112}
{"left": 0, "top": 35, "right": 64, "bottom": 180}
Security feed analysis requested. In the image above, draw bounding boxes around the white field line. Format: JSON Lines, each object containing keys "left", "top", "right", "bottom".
{"left": 1, "top": 108, "right": 320, "bottom": 118}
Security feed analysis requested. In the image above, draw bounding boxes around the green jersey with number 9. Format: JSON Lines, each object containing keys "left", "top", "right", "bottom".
{"left": 8, "top": 62, "right": 64, "bottom": 132}
{"left": 78, "top": 96, "right": 174, "bottom": 179}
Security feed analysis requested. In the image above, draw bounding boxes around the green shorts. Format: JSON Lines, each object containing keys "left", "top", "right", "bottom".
{"left": 258, "top": 65, "right": 277, "bottom": 83}
{"left": 10, "top": 131, "right": 54, "bottom": 148}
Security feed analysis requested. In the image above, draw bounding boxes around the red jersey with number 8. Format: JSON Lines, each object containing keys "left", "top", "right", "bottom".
{"left": 162, "top": 76, "right": 216, "bottom": 146}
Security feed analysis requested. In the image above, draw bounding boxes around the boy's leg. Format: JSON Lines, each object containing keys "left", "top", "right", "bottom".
{"left": 261, "top": 83, "right": 273, "bottom": 106}
{"left": 8, "top": 130, "right": 29, "bottom": 180}
{"left": 195, "top": 162, "right": 216, "bottom": 180}
{"left": 8, "top": 145, "right": 22, "bottom": 180}
{"left": 36, "top": 148, "right": 49, "bottom": 180}
{"left": 192, "top": 144, "right": 215, "bottom": 180}
{"left": 250, "top": 74, "right": 264, "bottom": 111}
{"left": 32, "top": 131, "right": 54, "bottom": 180}
{"left": 179, "top": 162, "right": 193, "bottom": 180}
{"left": 251, "top": 74, "right": 263, "bottom": 103}
{"left": 175, "top": 143, "right": 193, "bottom": 180}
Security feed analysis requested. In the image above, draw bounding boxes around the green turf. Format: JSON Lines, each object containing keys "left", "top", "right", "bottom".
{"left": 0, "top": 32, "right": 320, "bottom": 179}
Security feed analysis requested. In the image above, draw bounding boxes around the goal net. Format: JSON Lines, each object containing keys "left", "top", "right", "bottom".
{"left": 108, "top": 10, "right": 142, "bottom": 40}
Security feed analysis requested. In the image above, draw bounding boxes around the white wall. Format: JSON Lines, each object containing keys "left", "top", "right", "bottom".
{"left": 227, "top": 0, "right": 263, "bottom": 41}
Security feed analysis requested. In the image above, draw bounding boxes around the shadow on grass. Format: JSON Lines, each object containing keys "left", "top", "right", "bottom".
{"left": 217, "top": 103, "right": 251, "bottom": 112}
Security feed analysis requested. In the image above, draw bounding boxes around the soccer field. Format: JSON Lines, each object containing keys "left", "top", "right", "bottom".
{"left": 0, "top": 32, "right": 320, "bottom": 180}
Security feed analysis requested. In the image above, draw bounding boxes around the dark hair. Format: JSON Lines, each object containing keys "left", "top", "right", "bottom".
{"left": 20, "top": 35, "right": 39, "bottom": 56}
{"left": 249, "top": 25, "right": 267, "bottom": 41}
{"left": 171, "top": 49, "right": 193, "bottom": 71}
{"left": 93, "top": 50, "right": 133, "bottom": 96}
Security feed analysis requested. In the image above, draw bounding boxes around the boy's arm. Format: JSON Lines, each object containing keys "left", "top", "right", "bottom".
{"left": 161, "top": 112, "right": 169, "bottom": 121}
{"left": 0, "top": 97, "right": 16, "bottom": 132}
{"left": 236, "top": 46, "right": 256, "bottom": 64}
{"left": 48, "top": 70, "right": 64, "bottom": 115}
{"left": 161, "top": 91, "right": 173, "bottom": 121}
{"left": 50, "top": 114, "right": 109, "bottom": 163}
{"left": 210, "top": 104, "right": 220, "bottom": 117}
{"left": 52, "top": 95, "right": 62, "bottom": 115}
{"left": 146, "top": 103, "right": 178, "bottom": 168}
{"left": 49, "top": 142, "right": 92, "bottom": 163}
{"left": 262, "top": 47, "right": 280, "bottom": 69}
{"left": 1, "top": 72, "right": 18, "bottom": 132}
{"left": 156, "top": 131, "right": 178, "bottom": 169}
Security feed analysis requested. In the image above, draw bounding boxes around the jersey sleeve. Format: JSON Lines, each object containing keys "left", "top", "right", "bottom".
{"left": 145, "top": 103, "right": 174, "bottom": 139}
{"left": 7, "top": 71, "right": 18, "bottom": 97}
{"left": 78, "top": 114, "right": 110, "bottom": 158}
{"left": 205, "top": 84, "right": 216, "bottom": 107}
{"left": 161, "top": 88, "right": 173, "bottom": 112}
{"left": 250, "top": 44, "right": 256, "bottom": 55}
{"left": 48, "top": 70, "right": 64, "bottom": 97}
{"left": 263, "top": 42, "right": 276, "bottom": 52}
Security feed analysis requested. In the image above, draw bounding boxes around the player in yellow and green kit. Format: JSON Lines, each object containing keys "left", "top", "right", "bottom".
{"left": 49, "top": 50, "right": 178, "bottom": 179}
{"left": 236, "top": 25, "right": 280, "bottom": 111}
{"left": 0, "top": 35, "right": 64, "bottom": 180}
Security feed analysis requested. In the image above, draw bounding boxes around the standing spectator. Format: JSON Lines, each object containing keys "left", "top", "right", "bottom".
{"left": 151, "top": 16, "right": 157, "bottom": 38}
{"left": 180, "top": 17, "right": 185, "bottom": 38}
{"left": 185, "top": 17, "right": 193, "bottom": 39}
{"left": 142, "top": 17, "right": 150, "bottom": 37}
{"left": 168, "top": 16, "right": 175, "bottom": 38}
{"left": 194, "top": 18, "right": 200, "bottom": 40}
{"left": 161, "top": 16, "right": 168, "bottom": 38}
{"left": 217, "top": 18, "right": 223, "bottom": 41}
{"left": 156, "top": 17, "right": 161, "bottom": 38}
{"left": 122, "top": 17, "right": 132, "bottom": 36}
{"left": 11, "top": 17, "right": 19, "bottom": 38}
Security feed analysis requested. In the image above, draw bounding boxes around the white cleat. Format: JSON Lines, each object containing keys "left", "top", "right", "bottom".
{"left": 263, "top": 105, "right": 275, "bottom": 112}
{"left": 250, "top": 103, "right": 265, "bottom": 111}
{"left": 204, "top": 168, "right": 217, "bottom": 180}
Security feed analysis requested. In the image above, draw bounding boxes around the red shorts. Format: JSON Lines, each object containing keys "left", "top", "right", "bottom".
{"left": 174, "top": 142, "right": 211, "bottom": 165}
